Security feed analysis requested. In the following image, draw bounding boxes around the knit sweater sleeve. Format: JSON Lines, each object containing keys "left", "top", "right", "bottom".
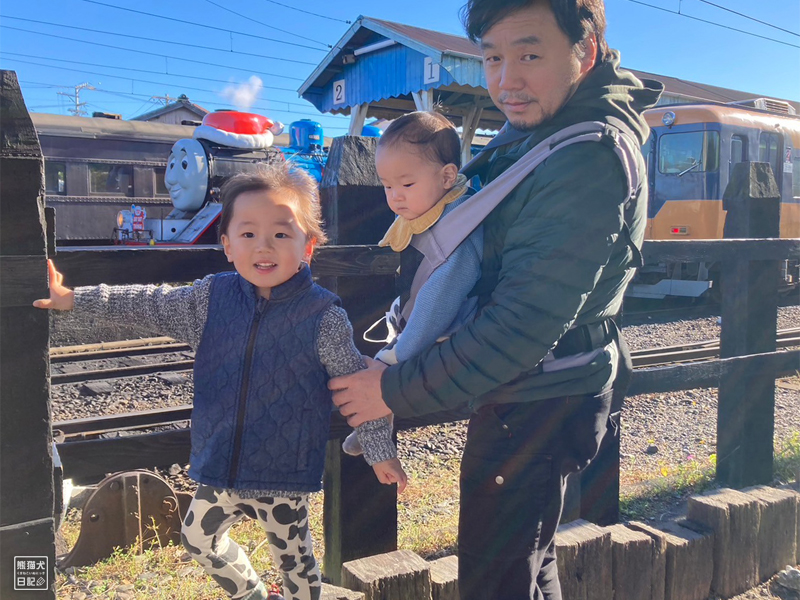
{"left": 58, "top": 275, "right": 213, "bottom": 350}
{"left": 394, "top": 224, "right": 483, "bottom": 362}
{"left": 317, "top": 305, "right": 397, "bottom": 465}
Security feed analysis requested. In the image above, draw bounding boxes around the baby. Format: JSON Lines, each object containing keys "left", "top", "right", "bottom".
{"left": 343, "top": 111, "right": 483, "bottom": 457}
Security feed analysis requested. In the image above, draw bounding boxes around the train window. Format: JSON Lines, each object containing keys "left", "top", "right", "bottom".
{"left": 45, "top": 161, "right": 66, "bottom": 195}
{"left": 731, "top": 135, "right": 746, "bottom": 164}
{"left": 759, "top": 132, "right": 781, "bottom": 185}
{"left": 730, "top": 135, "right": 747, "bottom": 178}
{"left": 89, "top": 163, "right": 133, "bottom": 196}
{"left": 154, "top": 166, "right": 169, "bottom": 196}
{"left": 793, "top": 155, "right": 800, "bottom": 198}
{"left": 658, "top": 131, "right": 719, "bottom": 174}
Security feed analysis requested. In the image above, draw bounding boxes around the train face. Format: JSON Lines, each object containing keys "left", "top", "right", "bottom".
{"left": 630, "top": 101, "right": 800, "bottom": 299}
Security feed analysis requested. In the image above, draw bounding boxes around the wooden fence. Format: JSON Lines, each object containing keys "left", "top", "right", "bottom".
{"left": 2, "top": 70, "right": 799, "bottom": 593}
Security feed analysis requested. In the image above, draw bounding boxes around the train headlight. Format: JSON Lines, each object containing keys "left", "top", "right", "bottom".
{"left": 662, "top": 111, "right": 676, "bottom": 127}
{"left": 117, "top": 210, "right": 132, "bottom": 230}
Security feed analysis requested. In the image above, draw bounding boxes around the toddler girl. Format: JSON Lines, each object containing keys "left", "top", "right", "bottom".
{"left": 35, "top": 163, "right": 406, "bottom": 600}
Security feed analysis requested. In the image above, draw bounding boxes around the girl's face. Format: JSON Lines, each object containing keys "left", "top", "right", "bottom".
{"left": 220, "top": 189, "right": 313, "bottom": 299}
{"left": 375, "top": 143, "right": 458, "bottom": 220}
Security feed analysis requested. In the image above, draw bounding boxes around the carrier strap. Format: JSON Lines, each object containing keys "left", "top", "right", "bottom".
{"left": 402, "top": 121, "right": 643, "bottom": 322}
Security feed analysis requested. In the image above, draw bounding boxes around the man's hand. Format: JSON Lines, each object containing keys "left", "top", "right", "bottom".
{"left": 372, "top": 457, "right": 408, "bottom": 493}
{"left": 33, "top": 259, "right": 75, "bottom": 311}
{"left": 329, "top": 357, "right": 390, "bottom": 427}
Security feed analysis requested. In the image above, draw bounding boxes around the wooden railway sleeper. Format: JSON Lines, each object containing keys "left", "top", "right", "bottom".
{"left": 58, "top": 470, "right": 193, "bottom": 568}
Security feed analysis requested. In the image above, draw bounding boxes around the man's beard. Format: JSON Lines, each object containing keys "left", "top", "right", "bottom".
{"left": 507, "top": 111, "right": 551, "bottom": 132}
{"left": 497, "top": 95, "right": 550, "bottom": 132}
{"left": 499, "top": 84, "right": 578, "bottom": 132}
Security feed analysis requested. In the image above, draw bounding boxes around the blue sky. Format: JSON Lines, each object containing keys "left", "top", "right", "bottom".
{"left": 1, "top": 0, "right": 797, "bottom": 135}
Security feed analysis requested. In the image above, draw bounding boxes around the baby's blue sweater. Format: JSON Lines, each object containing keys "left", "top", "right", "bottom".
{"left": 393, "top": 195, "right": 483, "bottom": 362}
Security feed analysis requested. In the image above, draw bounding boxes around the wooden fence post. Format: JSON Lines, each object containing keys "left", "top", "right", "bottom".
{"left": 320, "top": 136, "right": 398, "bottom": 584}
{"left": 717, "top": 161, "right": 781, "bottom": 487}
{"left": 0, "top": 70, "right": 56, "bottom": 598}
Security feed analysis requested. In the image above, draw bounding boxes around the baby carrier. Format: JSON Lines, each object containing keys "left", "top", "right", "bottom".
{"left": 400, "top": 119, "right": 644, "bottom": 325}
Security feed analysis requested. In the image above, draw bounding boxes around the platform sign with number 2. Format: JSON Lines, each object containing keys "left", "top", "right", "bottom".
{"left": 333, "top": 80, "right": 345, "bottom": 106}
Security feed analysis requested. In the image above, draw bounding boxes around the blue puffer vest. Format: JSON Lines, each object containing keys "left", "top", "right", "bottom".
{"left": 188, "top": 265, "right": 339, "bottom": 492}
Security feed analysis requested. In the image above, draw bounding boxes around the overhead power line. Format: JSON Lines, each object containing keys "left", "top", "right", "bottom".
{"left": 15, "top": 79, "right": 343, "bottom": 125}
{"left": 0, "top": 25, "right": 317, "bottom": 80}
{"left": 694, "top": 0, "right": 799, "bottom": 38}
{"left": 1, "top": 51, "right": 304, "bottom": 83}
{"left": 261, "top": 0, "right": 351, "bottom": 24}
{"left": 80, "top": 0, "right": 328, "bottom": 52}
{"left": 0, "top": 56, "right": 298, "bottom": 94}
{"left": 1, "top": 16, "right": 317, "bottom": 66}
{"left": 202, "top": 0, "right": 330, "bottom": 48}
{"left": 4, "top": 53, "right": 316, "bottom": 110}
{"left": 622, "top": 0, "right": 800, "bottom": 49}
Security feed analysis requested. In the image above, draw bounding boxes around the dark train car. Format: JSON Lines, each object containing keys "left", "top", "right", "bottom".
{"left": 31, "top": 113, "right": 296, "bottom": 245}
{"left": 630, "top": 99, "right": 800, "bottom": 298}
{"left": 32, "top": 113, "right": 197, "bottom": 245}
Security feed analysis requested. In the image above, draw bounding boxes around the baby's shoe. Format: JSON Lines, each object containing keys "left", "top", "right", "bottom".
{"left": 341, "top": 430, "right": 364, "bottom": 456}
{"left": 267, "top": 583, "right": 286, "bottom": 600}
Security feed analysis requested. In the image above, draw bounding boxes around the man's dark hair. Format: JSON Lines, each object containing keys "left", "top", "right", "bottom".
{"left": 378, "top": 111, "right": 462, "bottom": 169}
{"left": 461, "top": 0, "right": 611, "bottom": 64}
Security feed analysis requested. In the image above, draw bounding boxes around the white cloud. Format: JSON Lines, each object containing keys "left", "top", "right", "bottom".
{"left": 221, "top": 76, "right": 263, "bottom": 111}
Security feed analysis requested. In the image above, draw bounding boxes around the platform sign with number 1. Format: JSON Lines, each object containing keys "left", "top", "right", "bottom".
{"left": 424, "top": 57, "right": 440, "bottom": 84}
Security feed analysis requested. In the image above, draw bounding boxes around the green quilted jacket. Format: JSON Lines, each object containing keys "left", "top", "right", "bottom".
{"left": 382, "top": 52, "right": 663, "bottom": 416}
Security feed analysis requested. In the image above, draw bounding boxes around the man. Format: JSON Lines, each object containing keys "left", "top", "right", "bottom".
{"left": 329, "top": 1, "right": 662, "bottom": 598}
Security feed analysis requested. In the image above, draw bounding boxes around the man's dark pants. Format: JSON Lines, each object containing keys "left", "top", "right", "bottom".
{"left": 458, "top": 389, "right": 614, "bottom": 600}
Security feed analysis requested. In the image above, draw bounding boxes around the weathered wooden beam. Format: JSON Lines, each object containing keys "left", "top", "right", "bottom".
{"left": 642, "top": 238, "right": 800, "bottom": 263}
{"left": 49, "top": 245, "right": 399, "bottom": 287}
{"left": 0, "top": 69, "right": 56, "bottom": 598}
{"left": 57, "top": 429, "right": 192, "bottom": 481}
{"left": 718, "top": 162, "right": 781, "bottom": 488}
{"left": 627, "top": 349, "right": 800, "bottom": 396}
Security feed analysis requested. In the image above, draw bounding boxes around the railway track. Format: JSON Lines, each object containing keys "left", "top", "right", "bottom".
{"left": 50, "top": 329, "right": 800, "bottom": 442}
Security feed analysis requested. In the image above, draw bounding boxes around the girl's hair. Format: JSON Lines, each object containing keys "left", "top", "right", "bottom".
{"left": 218, "top": 162, "right": 328, "bottom": 245}
{"left": 378, "top": 111, "right": 462, "bottom": 169}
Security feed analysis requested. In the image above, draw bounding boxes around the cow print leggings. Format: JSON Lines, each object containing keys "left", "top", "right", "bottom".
{"left": 181, "top": 484, "right": 322, "bottom": 600}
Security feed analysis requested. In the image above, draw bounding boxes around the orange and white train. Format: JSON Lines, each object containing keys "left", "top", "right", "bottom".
{"left": 629, "top": 98, "right": 800, "bottom": 299}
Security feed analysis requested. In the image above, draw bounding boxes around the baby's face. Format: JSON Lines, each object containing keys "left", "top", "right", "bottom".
{"left": 375, "top": 144, "right": 456, "bottom": 220}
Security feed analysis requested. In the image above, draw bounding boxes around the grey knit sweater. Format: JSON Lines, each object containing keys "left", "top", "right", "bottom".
{"left": 62, "top": 275, "right": 396, "bottom": 497}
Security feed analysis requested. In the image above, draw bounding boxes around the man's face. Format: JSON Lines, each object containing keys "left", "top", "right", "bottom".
{"left": 480, "top": 1, "right": 596, "bottom": 131}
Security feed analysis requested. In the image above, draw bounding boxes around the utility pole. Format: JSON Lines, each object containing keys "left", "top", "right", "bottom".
{"left": 57, "top": 82, "right": 95, "bottom": 116}
{"left": 150, "top": 94, "right": 176, "bottom": 106}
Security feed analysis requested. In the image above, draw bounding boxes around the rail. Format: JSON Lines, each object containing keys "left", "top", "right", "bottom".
{"left": 47, "top": 327, "right": 800, "bottom": 391}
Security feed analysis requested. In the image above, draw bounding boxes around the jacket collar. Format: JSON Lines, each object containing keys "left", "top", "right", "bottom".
{"left": 237, "top": 263, "right": 313, "bottom": 302}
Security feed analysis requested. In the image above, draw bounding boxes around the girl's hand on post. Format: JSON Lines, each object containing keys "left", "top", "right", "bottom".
{"left": 33, "top": 259, "right": 75, "bottom": 310}
{"left": 372, "top": 457, "right": 408, "bottom": 494}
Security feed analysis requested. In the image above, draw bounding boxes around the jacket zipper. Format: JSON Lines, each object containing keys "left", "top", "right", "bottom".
{"left": 228, "top": 297, "right": 267, "bottom": 487}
